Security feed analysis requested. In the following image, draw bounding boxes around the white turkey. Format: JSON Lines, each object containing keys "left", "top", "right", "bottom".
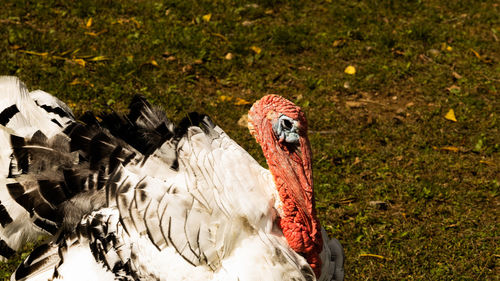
{"left": 0, "top": 77, "right": 344, "bottom": 280}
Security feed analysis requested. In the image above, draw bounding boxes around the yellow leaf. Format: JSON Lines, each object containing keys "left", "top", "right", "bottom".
{"left": 234, "top": 98, "right": 251, "bottom": 105}
{"left": 150, "top": 59, "right": 159, "bottom": 67}
{"left": 432, "top": 146, "right": 461, "bottom": 153}
{"left": 89, "top": 56, "right": 109, "bottom": 61}
{"left": 131, "top": 17, "right": 141, "bottom": 28}
{"left": 73, "top": 58, "right": 86, "bottom": 67}
{"left": 250, "top": 46, "right": 261, "bottom": 54}
{"left": 202, "top": 13, "right": 212, "bottom": 22}
{"left": 332, "top": 39, "right": 345, "bottom": 47}
{"left": 344, "top": 65, "right": 356, "bottom": 75}
{"left": 85, "top": 30, "right": 107, "bottom": 37}
{"left": 440, "top": 146, "right": 459, "bottom": 152}
{"left": 470, "top": 48, "right": 481, "bottom": 59}
{"left": 210, "top": 32, "right": 229, "bottom": 42}
{"left": 218, "top": 95, "right": 233, "bottom": 102}
{"left": 444, "top": 109, "right": 457, "bottom": 122}
{"left": 19, "top": 50, "right": 49, "bottom": 56}
{"left": 69, "top": 79, "right": 81, "bottom": 85}
{"left": 469, "top": 48, "right": 492, "bottom": 63}
{"left": 446, "top": 45, "right": 453, "bottom": 52}
{"left": 86, "top": 18, "right": 93, "bottom": 28}
{"left": 479, "top": 160, "right": 495, "bottom": 166}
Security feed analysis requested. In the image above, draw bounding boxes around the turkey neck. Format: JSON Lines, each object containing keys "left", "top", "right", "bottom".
{"left": 261, "top": 129, "right": 323, "bottom": 278}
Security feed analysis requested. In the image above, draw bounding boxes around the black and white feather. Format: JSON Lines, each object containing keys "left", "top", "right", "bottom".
{"left": 0, "top": 76, "right": 75, "bottom": 260}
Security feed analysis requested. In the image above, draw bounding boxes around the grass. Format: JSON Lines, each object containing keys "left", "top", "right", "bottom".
{"left": 0, "top": 0, "right": 499, "bottom": 280}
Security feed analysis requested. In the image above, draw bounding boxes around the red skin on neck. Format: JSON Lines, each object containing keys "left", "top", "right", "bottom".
{"left": 248, "top": 95, "right": 323, "bottom": 278}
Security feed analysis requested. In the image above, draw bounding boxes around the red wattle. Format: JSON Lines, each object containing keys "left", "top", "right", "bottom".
{"left": 248, "top": 95, "right": 324, "bottom": 278}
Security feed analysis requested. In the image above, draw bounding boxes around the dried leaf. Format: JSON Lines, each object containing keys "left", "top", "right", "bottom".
{"left": 150, "top": 59, "right": 159, "bottom": 67}
{"left": 353, "top": 157, "right": 361, "bottom": 165}
{"left": 68, "top": 79, "right": 94, "bottom": 87}
{"left": 224, "top": 53, "right": 233, "bottom": 60}
{"left": 234, "top": 98, "right": 251, "bottom": 105}
{"left": 19, "top": 50, "right": 49, "bottom": 56}
{"left": 85, "top": 29, "right": 107, "bottom": 37}
{"left": 451, "top": 72, "right": 463, "bottom": 80}
{"left": 479, "top": 160, "right": 495, "bottom": 166}
{"left": 446, "top": 85, "right": 461, "bottom": 94}
{"left": 440, "top": 146, "right": 459, "bottom": 152}
{"left": 202, "top": 14, "right": 212, "bottom": 22}
{"left": 73, "top": 58, "right": 86, "bottom": 67}
{"left": 470, "top": 48, "right": 481, "bottom": 59}
{"left": 237, "top": 114, "right": 248, "bottom": 127}
{"left": 218, "top": 95, "right": 232, "bottom": 102}
{"left": 130, "top": 17, "right": 141, "bottom": 28}
{"left": 346, "top": 101, "right": 363, "bottom": 108}
{"left": 86, "top": 18, "right": 93, "bottom": 28}
{"left": 444, "top": 109, "right": 457, "bottom": 122}
{"left": 164, "top": 55, "right": 176, "bottom": 62}
{"left": 368, "top": 201, "right": 388, "bottom": 210}
{"left": 69, "top": 79, "right": 81, "bottom": 85}
{"left": 89, "top": 56, "right": 109, "bottom": 61}
{"left": 250, "top": 46, "right": 261, "bottom": 54}
{"left": 470, "top": 48, "right": 493, "bottom": 63}
{"left": 211, "top": 32, "right": 228, "bottom": 42}
{"left": 242, "top": 20, "right": 253, "bottom": 26}
{"left": 344, "top": 65, "right": 356, "bottom": 75}
{"left": 332, "top": 39, "right": 345, "bottom": 47}
{"left": 440, "top": 43, "right": 452, "bottom": 51}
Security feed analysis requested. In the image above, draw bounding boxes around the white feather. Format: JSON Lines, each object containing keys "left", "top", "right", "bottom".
{"left": 0, "top": 76, "right": 64, "bottom": 138}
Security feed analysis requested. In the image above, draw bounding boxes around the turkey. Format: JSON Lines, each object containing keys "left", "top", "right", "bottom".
{"left": 0, "top": 78, "right": 344, "bottom": 280}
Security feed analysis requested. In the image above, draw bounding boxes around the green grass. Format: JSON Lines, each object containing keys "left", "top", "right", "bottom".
{"left": 1, "top": 0, "right": 499, "bottom": 280}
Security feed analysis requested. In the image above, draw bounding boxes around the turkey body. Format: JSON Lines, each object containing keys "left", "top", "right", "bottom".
{"left": 0, "top": 77, "right": 344, "bottom": 281}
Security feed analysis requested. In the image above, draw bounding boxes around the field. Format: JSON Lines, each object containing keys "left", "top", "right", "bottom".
{"left": 0, "top": 0, "right": 498, "bottom": 280}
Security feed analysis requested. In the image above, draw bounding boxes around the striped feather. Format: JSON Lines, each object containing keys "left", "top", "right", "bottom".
{"left": 0, "top": 76, "right": 68, "bottom": 138}
{"left": 29, "top": 89, "right": 75, "bottom": 129}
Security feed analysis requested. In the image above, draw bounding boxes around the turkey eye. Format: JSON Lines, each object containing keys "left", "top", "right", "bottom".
{"left": 282, "top": 119, "right": 293, "bottom": 130}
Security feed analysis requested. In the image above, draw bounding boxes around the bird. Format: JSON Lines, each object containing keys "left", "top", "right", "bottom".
{"left": 0, "top": 77, "right": 344, "bottom": 281}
